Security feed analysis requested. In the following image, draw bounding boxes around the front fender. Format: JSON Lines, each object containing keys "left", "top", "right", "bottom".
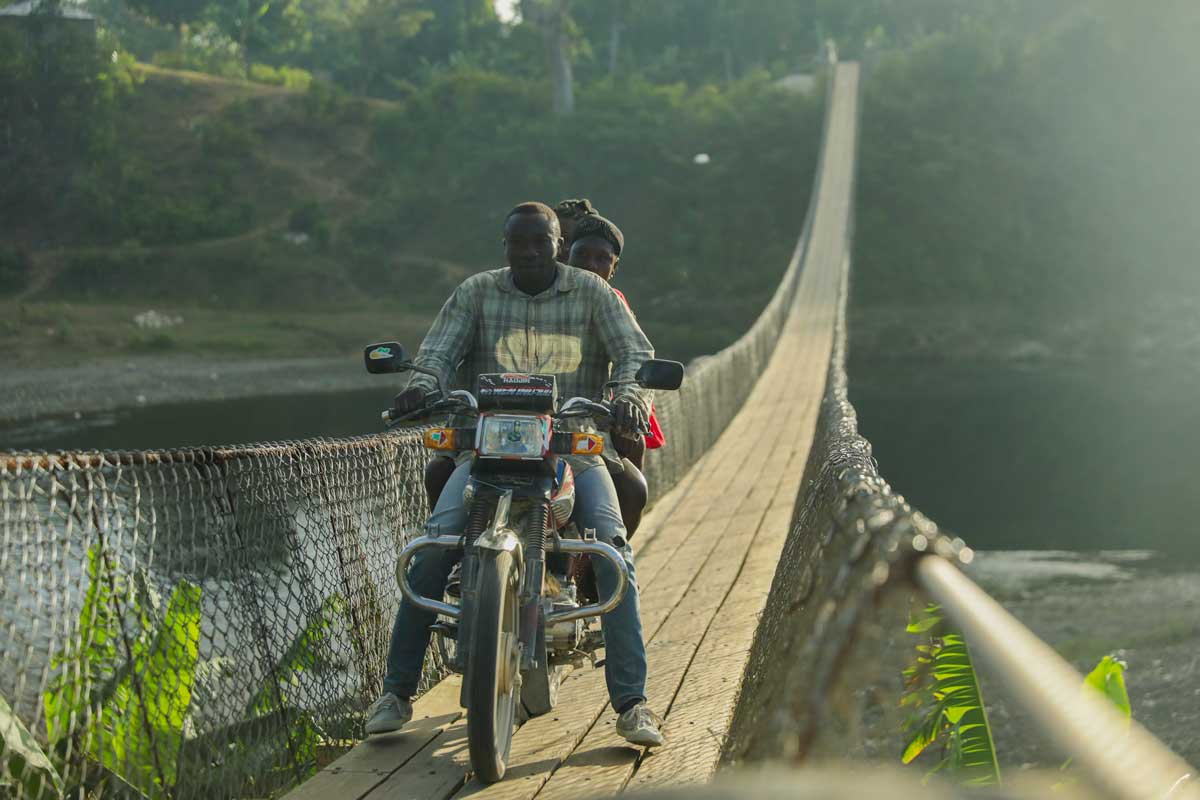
{"left": 472, "top": 489, "right": 523, "bottom": 557}
{"left": 474, "top": 525, "right": 522, "bottom": 555}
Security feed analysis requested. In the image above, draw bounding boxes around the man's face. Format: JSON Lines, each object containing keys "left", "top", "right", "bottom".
{"left": 504, "top": 212, "right": 561, "bottom": 276}
{"left": 568, "top": 235, "right": 618, "bottom": 282}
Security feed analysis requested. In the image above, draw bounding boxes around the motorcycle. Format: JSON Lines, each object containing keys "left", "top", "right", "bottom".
{"left": 363, "top": 342, "right": 684, "bottom": 783}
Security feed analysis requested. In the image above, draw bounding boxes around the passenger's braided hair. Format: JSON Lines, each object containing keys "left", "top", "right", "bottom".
{"left": 553, "top": 198, "right": 599, "bottom": 223}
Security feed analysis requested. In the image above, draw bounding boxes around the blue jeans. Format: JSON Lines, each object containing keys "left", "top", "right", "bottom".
{"left": 383, "top": 460, "right": 647, "bottom": 711}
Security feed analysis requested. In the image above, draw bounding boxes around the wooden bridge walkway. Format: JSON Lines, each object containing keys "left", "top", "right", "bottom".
{"left": 285, "top": 62, "right": 859, "bottom": 800}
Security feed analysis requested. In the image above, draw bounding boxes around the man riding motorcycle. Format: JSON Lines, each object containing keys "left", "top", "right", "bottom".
{"left": 365, "top": 201, "right": 666, "bottom": 748}
{"left": 423, "top": 196, "right": 607, "bottom": 513}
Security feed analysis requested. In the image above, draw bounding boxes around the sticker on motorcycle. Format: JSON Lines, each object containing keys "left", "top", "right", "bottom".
{"left": 570, "top": 433, "right": 604, "bottom": 456}
{"left": 424, "top": 428, "right": 456, "bottom": 450}
{"left": 368, "top": 346, "right": 392, "bottom": 360}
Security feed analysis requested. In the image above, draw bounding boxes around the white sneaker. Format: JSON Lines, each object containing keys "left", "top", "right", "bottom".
{"left": 365, "top": 692, "right": 413, "bottom": 735}
{"left": 616, "top": 702, "right": 665, "bottom": 747}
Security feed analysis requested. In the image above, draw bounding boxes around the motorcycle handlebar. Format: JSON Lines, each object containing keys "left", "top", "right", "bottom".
{"left": 383, "top": 395, "right": 646, "bottom": 436}
{"left": 383, "top": 394, "right": 617, "bottom": 428}
{"left": 382, "top": 396, "right": 476, "bottom": 427}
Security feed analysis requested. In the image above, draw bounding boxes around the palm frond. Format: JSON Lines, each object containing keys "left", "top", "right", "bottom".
{"left": 901, "top": 603, "right": 1001, "bottom": 787}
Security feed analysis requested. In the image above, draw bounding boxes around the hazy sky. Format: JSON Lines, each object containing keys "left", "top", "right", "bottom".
{"left": 494, "top": 0, "right": 518, "bottom": 23}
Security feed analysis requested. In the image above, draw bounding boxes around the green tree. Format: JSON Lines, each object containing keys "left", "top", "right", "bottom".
{"left": 520, "top": 0, "right": 575, "bottom": 114}
{"left": 343, "top": 0, "right": 433, "bottom": 94}
{"left": 0, "top": 14, "right": 137, "bottom": 240}
{"left": 124, "top": 0, "right": 211, "bottom": 43}
{"left": 205, "top": 0, "right": 293, "bottom": 76}
{"left": 413, "top": 0, "right": 496, "bottom": 62}
{"left": 273, "top": 0, "right": 433, "bottom": 95}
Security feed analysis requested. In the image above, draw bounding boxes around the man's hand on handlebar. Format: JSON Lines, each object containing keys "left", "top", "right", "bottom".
{"left": 611, "top": 397, "right": 649, "bottom": 438}
{"left": 391, "top": 388, "right": 434, "bottom": 419}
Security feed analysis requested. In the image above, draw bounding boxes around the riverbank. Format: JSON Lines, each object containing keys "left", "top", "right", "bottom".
{"left": 0, "top": 301, "right": 436, "bottom": 426}
{"left": 1, "top": 353, "right": 380, "bottom": 426}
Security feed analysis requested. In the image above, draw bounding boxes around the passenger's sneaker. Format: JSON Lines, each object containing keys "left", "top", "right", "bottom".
{"left": 616, "top": 702, "right": 665, "bottom": 747}
{"left": 365, "top": 692, "right": 413, "bottom": 735}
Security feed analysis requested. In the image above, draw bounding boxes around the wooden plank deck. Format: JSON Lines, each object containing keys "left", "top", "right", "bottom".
{"left": 284, "top": 61, "right": 859, "bottom": 800}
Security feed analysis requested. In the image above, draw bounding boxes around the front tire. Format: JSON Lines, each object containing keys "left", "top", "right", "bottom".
{"left": 466, "top": 549, "right": 520, "bottom": 783}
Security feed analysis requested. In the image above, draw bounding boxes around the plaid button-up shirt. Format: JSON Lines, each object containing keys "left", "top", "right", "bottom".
{"left": 406, "top": 265, "right": 655, "bottom": 468}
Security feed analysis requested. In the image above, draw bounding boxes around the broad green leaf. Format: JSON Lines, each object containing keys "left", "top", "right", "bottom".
{"left": 137, "top": 581, "right": 202, "bottom": 735}
{"left": 45, "top": 545, "right": 127, "bottom": 744}
{"left": 96, "top": 578, "right": 202, "bottom": 796}
{"left": 1083, "top": 655, "right": 1131, "bottom": 724}
{"left": 43, "top": 545, "right": 203, "bottom": 798}
{"left": 1, "top": 692, "right": 64, "bottom": 800}
{"left": 1057, "top": 655, "right": 1136, "bottom": 786}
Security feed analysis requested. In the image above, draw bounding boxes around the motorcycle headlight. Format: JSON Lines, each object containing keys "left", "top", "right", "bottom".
{"left": 476, "top": 414, "right": 550, "bottom": 460}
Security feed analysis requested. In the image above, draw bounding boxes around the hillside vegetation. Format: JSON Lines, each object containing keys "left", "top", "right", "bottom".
{"left": 851, "top": 2, "right": 1200, "bottom": 360}
{"left": 0, "top": 61, "right": 822, "bottom": 366}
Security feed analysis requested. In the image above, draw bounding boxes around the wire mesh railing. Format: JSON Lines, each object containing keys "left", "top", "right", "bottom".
{"left": 0, "top": 437, "right": 437, "bottom": 798}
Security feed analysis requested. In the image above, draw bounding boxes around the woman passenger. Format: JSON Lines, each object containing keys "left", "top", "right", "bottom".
{"left": 567, "top": 213, "right": 665, "bottom": 537}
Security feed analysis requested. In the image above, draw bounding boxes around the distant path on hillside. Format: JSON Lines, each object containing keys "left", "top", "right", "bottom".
{"left": 136, "top": 63, "right": 402, "bottom": 112}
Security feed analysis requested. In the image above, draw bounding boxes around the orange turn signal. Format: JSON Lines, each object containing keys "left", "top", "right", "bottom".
{"left": 570, "top": 433, "right": 604, "bottom": 456}
{"left": 423, "top": 428, "right": 456, "bottom": 451}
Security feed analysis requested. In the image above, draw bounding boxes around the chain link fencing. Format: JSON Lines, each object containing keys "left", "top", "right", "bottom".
{"left": 0, "top": 437, "right": 441, "bottom": 798}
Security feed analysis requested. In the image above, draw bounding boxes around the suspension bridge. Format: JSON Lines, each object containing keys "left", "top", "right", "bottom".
{"left": 1, "top": 62, "right": 1196, "bottom": 800}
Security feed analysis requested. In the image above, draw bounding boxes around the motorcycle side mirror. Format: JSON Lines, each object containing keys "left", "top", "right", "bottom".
{"left": 635, "top": 359, "right": 685, "bottom": 391}
{"left": 363, "top": 342, "right": 410, "bottom": 374}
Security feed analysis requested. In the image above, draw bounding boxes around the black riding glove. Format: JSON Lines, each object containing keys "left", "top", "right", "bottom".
{"left": 392, "top": 386, "right": 432, "bottom": 416}
{"left": 611, "top": 397, "right": 648, "bottom": 438}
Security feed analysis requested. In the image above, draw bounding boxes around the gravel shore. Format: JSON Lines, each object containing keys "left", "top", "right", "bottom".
{"left": 1, "top": 354, "right": 378, "bottom": 425}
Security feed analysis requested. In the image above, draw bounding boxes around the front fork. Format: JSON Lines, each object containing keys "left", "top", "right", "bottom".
{"left": 395, "top": 488, "right": 632, "bottom": 666}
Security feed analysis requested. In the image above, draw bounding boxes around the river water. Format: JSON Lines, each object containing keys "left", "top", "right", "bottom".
{"left": 3, "top": 359, "right": 1198, "bottom": 558}
{"left": 849, "top": 358, "right": 1200, "bottom": 560}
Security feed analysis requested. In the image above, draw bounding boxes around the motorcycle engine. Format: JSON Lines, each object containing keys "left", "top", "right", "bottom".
{"left": 546, "top": 609, "right": 583, "bottom": 654}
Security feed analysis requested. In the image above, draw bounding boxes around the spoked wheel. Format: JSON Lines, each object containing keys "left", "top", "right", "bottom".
{"left": 466, "top": 550, "right": 521, "bottom": 784}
